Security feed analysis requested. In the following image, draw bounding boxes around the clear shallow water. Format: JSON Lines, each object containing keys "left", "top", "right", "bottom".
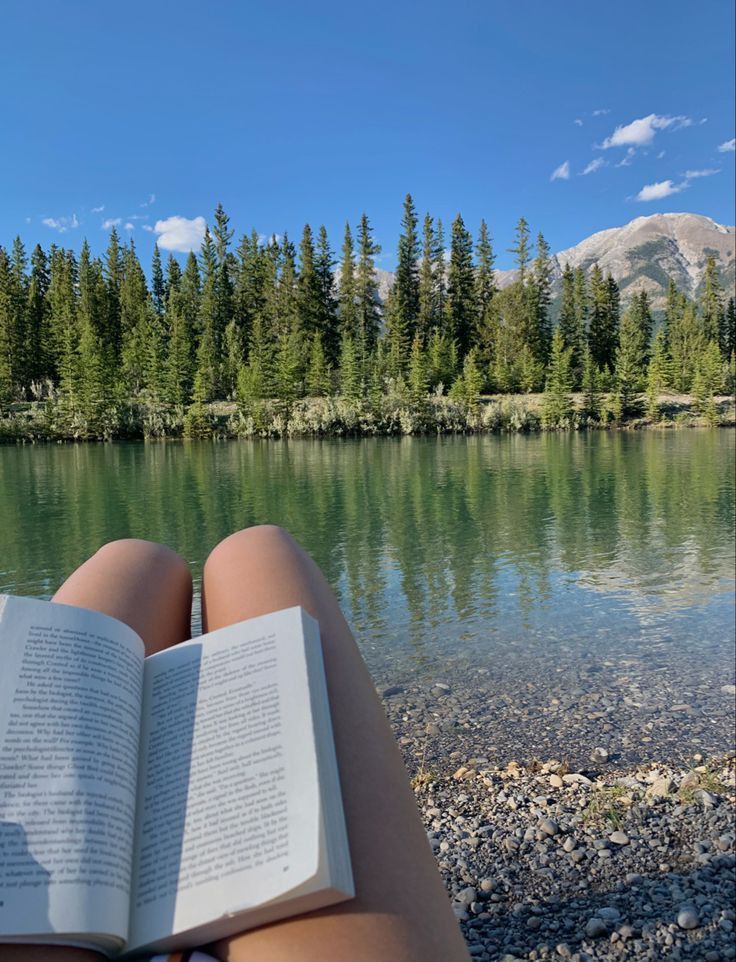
{"left": 1, "top": 431, "right": 734, "bottom": 764}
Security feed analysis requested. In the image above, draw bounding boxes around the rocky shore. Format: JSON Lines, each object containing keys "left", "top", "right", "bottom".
{"left": 377, "top": 678, "right": 736, "bottom": 961}
{"left": 412, "top": 754, "right": 736, "bottom": 962}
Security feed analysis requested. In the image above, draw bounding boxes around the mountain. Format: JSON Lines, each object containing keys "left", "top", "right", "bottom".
{"left": 370, "top": 213, "right": 735, "bottom": 312}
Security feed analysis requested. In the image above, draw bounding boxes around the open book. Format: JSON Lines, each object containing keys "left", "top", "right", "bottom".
{"left": 0, "top": 596, "right": 353, "bottom": 956}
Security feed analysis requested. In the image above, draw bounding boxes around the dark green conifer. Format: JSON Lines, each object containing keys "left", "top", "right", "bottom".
{"left": 445, "top": 214, "right": 475, "bottom": 357}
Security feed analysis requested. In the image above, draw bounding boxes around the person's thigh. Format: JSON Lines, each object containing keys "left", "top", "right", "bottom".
{"left": 1, "top": 539, "right": 193, "bottom": 962}
{"left": 202, "top": 525, "right": 470, "bottom": 962}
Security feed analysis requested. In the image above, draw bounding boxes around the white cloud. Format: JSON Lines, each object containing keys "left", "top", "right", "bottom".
{"left": 699, "top": 117, "right": 708, "bottom": 125}
{"left": 91, "top": 205, "right": 105, "bottom": 213}
{"left": 102, "top": 217, "right": 122, "bottom": 229}
{"left": 142, "top": 224, "right": 154, "bottom": 232}
{"left": 635, "top": 179, "right": 687, "bottom": 202}
{"left": 615, "top": 147, "right": 637, "bottom": 167}
{"left": 25, "top": 216, "right": 31, "bottom": 224}
{"left": 599, "top": 113, "right": 691, "bottom": 150}
{"left": 717, "top": 138, "right": 735, "bottom": 153}
{"left": 592, "top": 108, "right": 610, "bottom": 116}
{"left": 124, "top": 222, "right": 135, "bottom": 231}
{"left": 581, "top": 157, "right": 605, "bottom": 175}
{"left": 257, "top": 232, "right": 283, "bottom": 247}
{"left": 574, "top": 118, "right": 583, "bottom": 126}
{"left": 41, "top": 213, "right": 80, "bottom": 233}
{"left": 140, "top": 193, "right": 156, "bottom": 208}
{"left": 550, "top": 160, "right": 570, "bottom": 181}
{"left": 657, "top": 150, "right": 666, "bottom": 159}
{"left": 683, "top": 168, "right": 719, "bottom": 179}
{"left": 152, "top": 215, "right": 207, "bottom": 252}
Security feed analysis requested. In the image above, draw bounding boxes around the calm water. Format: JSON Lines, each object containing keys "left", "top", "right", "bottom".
{"left": 1, "top": 431, "right": 734, "bottom": 763}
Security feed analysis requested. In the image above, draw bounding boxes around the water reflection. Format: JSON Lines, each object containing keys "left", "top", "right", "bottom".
{"left": 0, "top": 432, "right": 733, "bottom": 679}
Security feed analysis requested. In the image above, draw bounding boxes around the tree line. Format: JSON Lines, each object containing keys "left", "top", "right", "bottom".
{"left": 0, "top": 195, "right": 733, "bottom": 434}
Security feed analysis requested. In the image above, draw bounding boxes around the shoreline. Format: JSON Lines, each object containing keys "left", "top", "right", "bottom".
{"left": 1, "top": 393, "right": 734, "bottom": 443}
{"left": 412, "top": 752, "right": 736, "bottom": 962}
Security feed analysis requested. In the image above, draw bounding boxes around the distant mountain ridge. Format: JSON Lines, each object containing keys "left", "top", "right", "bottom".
{"left": 371, "top": 213, "right": 736, "bottom": 311}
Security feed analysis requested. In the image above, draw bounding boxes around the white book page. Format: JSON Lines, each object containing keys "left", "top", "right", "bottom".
{"left": 0, "top": 595, "right": 144, "bottom": 943}
{"left": 128, "top": 608, "right": 320, "bottom": 951}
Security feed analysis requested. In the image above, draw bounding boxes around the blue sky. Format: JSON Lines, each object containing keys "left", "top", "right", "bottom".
{"left": 1, "top": 0, "right": 734, "bottom": 271}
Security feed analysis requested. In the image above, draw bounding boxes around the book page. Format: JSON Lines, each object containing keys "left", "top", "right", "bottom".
{"left": 128, "top": 608, "right": 321, "bottom": 952}
{"left": 0, "top": 595, "right": 144, "bottom": 944}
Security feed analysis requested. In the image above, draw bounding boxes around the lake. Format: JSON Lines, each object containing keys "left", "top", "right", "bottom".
{"left": 1, "top": 430, "right": 734, "bottom": 768}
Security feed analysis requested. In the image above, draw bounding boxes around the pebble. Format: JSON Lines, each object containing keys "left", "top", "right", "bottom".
{"left": 585, "top": 918, "right": 608, "bottom": 938}
{"left": 677, "top": 908, "right": 700, "bottom": 930}
{"left": 608, "top": 831, "right": 629, "bottom": 846}
{"left": 540, "top": 818, "right": 559, "bottom": 836}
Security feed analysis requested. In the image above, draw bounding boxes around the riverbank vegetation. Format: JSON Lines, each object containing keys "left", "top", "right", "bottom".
{"left": 1, "top": 198, "right": 733, "bottom": 441}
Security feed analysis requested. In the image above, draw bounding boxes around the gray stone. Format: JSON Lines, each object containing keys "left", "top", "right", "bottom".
{"left": 646, "top": 775, "right": 675, "bottom": 798}
{"left": 609, "top": 831, "right": 630, "bottom": 845}
{"left": 677, "top": 908, "right": 700, "bottom": 930}
{"left": 585, "top": 918, "right": 608, "bottom": 938}
{"left": 599, "top": 907, "right": 621, "bottom": 921}
{"left": 540, "top": 818, "right": 559, "bottom": 836}
{"left": 563, "top": 837, "right": 577, "bottom": 853}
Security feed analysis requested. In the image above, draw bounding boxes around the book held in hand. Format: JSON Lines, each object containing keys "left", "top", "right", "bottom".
{"left": 0, "top": 596, "right": 353, "bottom": 956}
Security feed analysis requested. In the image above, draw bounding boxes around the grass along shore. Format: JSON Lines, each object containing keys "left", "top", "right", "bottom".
{"left": 1, "top": 391, "right": 734, "bottom": 443}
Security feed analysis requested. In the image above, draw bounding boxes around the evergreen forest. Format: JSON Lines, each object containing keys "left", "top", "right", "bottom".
{"left": 1, "top": 195, "right": 734, "bottom": 440}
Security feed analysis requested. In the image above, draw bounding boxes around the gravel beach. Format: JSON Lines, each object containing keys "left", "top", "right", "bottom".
{"left": 380, "top": 683, "right": 736, "bottom": 962}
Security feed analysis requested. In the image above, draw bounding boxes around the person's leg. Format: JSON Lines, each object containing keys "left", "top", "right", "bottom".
{"left": 1, "top": 539, "right": 193, "bottom": 962}
{"left": 53, "top": 538, "right": 193, "bottom": 655}
{"left": 202, "top": 525, "right": 470, "bottom": 962}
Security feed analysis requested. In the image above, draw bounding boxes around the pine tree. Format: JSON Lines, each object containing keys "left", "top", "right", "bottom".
{"left": 541, "top": 328, "right": 573, "bottom": 426}
{"left": 338, "top": 331, "right": 362, "bottom": 400}
{"left": 614, "top": 305, "right": 645, "bottom": 417}
{"left": 418, "top": 214, "right": 436, "bottom": 339}
{"left": 103, "top": 227, "right": 123, "bottom": 360}
{"left": 433, "top": 218, "right": 446, "bottom": 329}
{"left": 273, "top": 327, "right": 303, "bottom": 411}
{"left": 445, "top": 214, "right": 475, "bottom": 357}
{"left": 558, "top": 263, "right": 584, "bottom": 386}
{"left": 692, "top": 340, "right": 724, "bottom": 422}
{"left": 508, "top": 217, "right": 532, "bottom": 284}
{"left": 183, "top": 370, "right": 213, "bottom": 438}
{"left": 724, "top": 297, "right": 736, "bottom": 359}
{"left": 27, "top": 244, "right": 50, "bottom": 385}
{"left": 195, "top": 226, "right": 220, "bottom": 399}
{"left": 580, "top": 348, "right": 601, "bottom": 421}
{"left": 573, "top": 266, "right": 589, "bottom": 344}
{"left": 9, "top": 237, "right": 29, "bottom": 394}
{"left": 47, "top": 248, "right": 79, "bottom": 397}
{"left": 306, "top": 332, "right": 331, "bottom": 397}
{"left": 165, "top": 284, "right": 195, "bottom": 405}
{"left": 355, "top": 213, "right": 382, "bottom": 362}
{"left": 0, "top": 249, "right": 14, "bottom": 405}
{"left": 588, "top": 265, "right": 618, "bottom": 372}
{"left": 221, "top": 318, "right": 245, "bottom": 398}
{"left": 663, "top": 277, "right": 683, "bottom": 350}
{"left": 391, "top": 193, "right": 420, "bottom": 350}
{"left": 669, "top": 301, "right": 705, "bottom": 392}
{"left": 315, "top": 225, "right": 339, "bottom": 364}
{"left": 474, "top": 219, "right": 496, "bottom": 356}
{"left": 529, "top": 231, "right": 552, "bottom": 364}
{"left": 165, "top": 253, "right": 182, "bottom": 300}
{"left": 338, "top": 222, "right": 357, "bottom": 341}
{"left": 699, "top": 254, "right": 723, "bottom": 345}
{"left": 645, "top": 329, "right": 671, "bottom": 420}
{"left": 427, "top": 328, "right": 457, "bottom": 392}
{"left": 460, "top": 347, "right": 484, "bottom": 411}
{"left": 120, "top": 239, "right": 152, "bottom": 395}
{"left": 297, "top": 224, "right": 321, "bottom": 337}
{"left": 407, "top": 332, "right": 429, "bottom": 402}
{"left": 151, "top": 243, "right": 165, "bottom": 315}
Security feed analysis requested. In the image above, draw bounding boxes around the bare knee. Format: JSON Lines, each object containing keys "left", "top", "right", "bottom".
{"left": 205, "top": 525, "right": 298, "bottom": 571}
{"left": 95, "top": 539, "right": 191, "bottom": 585}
